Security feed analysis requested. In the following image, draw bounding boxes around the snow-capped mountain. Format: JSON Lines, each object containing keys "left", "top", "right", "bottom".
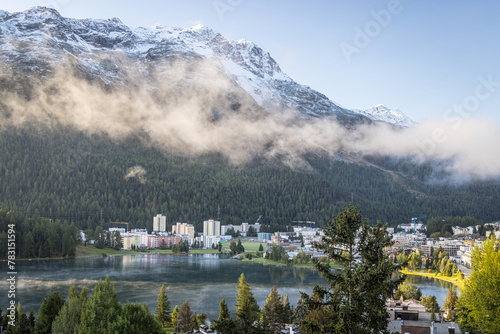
{"left": 361, "top": 104, "right": 415, "bottom": 127}
{"left": 0, "top": 7, "right": 414, "bottom": 127}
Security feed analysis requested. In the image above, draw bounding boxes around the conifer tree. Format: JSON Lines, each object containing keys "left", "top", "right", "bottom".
{"left": 301, "top": 205, "right": 401, "bottom": 334}
{"left": 154, "top": 284, "right": 171, "bottom": 328}
{"left": 178, "top": 300, "right": 193, "bottom": 333}
{"left": 261, "top": 286, "right": 285, "bottom": 334}
{"left": 52, "top": 285, "right": 87, "bottom": 334}
{"left": 283, "top": 295, "right": 292, "bottom": 324}
{"left": 171, "top": 305, "right": 180, "bottom": 328}
{"left": 35, "top": 291, "right": 65, "bottom": 334}
{"left": 79, "top": 276, "right": 122, "bottom": 334}
{"left": 212, "top": 299, "right": 237, "bottom": 334}
{"left": 235, "top": 273, "right": 260, "bottom": 334}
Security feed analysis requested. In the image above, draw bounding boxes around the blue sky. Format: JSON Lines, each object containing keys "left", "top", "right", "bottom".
{"left": 2, "top": 0, "right": 500, "bottom": 123}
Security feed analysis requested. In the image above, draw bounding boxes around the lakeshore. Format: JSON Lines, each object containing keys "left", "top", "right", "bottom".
{"left": 400, "top": 269, "right": 465, "bottom": 289}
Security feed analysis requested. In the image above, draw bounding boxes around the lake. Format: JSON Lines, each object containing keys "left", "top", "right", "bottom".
{"left": 0, "top": 254, "right": 454, "bottom": 321}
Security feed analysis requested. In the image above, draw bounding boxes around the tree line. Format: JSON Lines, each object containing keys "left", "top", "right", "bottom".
{"left": 0, "top": 209, "right": 79, "bottom": 260}
{"left": 1, "top": 127, "right": 500, "bottom": 234}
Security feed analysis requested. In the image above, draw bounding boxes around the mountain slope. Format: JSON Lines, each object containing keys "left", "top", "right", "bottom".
{"left": 1, "top": 127, "right": 499, "bottom": 231}
{"left": 2, "top": 7, "right": 499, "bottom": 230}
{"left": 0, "top": 6, "right": 412, "bottom": 126}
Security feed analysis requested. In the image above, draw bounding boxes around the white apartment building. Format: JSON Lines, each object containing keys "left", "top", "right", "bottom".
{"left": 221, "top": 222, "right": 261, "bottom": 235}
{"left": 153, "top": 214, "right": 166, "bottom": 232}
{"left": 172, "top": 222, "right": 195, "bottom": 240}
{"left": 203, "top": 219, "right": 220, "bottom": 236}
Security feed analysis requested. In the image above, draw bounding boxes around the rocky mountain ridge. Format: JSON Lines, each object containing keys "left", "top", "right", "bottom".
{"left": 0, "top": 6, "right": 414, "bottom": 127}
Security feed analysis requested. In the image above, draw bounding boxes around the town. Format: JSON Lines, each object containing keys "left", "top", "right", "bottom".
{"left": 96, "top": 215, "right": 500, "bottom": 271}
{"left": 81, "top": 215, "right": 499, "bottom": 334}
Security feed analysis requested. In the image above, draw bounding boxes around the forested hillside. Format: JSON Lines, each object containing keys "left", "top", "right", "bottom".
{"left": 0, "top": 126, "right": 499, "bottom": 232}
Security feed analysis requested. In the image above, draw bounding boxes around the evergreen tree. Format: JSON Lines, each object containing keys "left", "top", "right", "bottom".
{"left": 154, "top": 284, "right": 171, "bottom": 328}
{"left": 301, "top": 205, "right": 401, "bottom": 334}
{"left": 261, "top": 286, "right": 285, "bottom": 334}
{"left": 292, "top": 297, "right": 307, "bottom": 326}
{"left": 52, "top": 286, "right": 87, "bottom": 334}
{"left": 34, "top": 291, "right": 65, "bottom": 334}
{"left": 212, "top": 299, "right": 237, "bottom": 334}
{"left": 171, "top": 305, "right": 180, "bottom": 328}
{"left": 237, "top": 239, "right": 245, "bottom": 253}
{"left": 28, "top": 309, "right": 36, "bottom": 328}
{"left": 283, "top": 295, "right": 292, "bottom": 324}
{"left": 79, "top": 276, "right": 122, "bottom": 334}
{"left": 235, "top": 273, "right": 260, "bottom": 334}
{"left": 178, "top": 300, "right": 193, "bottom": 333}
{"left": 113, "top": 230, "right": 123, "bottom": 250}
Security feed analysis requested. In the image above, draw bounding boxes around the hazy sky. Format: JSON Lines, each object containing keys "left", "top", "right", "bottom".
{"left": 1, "top": 0, "right": 500, "bottom": 123}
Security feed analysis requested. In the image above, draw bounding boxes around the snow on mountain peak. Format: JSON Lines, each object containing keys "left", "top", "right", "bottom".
{"left": 185, "top": 23, "right": 204, "bottom": 31}
{"left": 236, "top": 39, "right": 254, "bottom": 48}
{"left": 0, "top": 7, "right": 415, "bottom": 128}
{"left": 362, "top": 104, "right": 415, "bottom": 127}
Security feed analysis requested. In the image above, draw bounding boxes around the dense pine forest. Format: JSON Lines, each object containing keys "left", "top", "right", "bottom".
{"left": 0, "top": 126, "right": 499, "bottom": 232}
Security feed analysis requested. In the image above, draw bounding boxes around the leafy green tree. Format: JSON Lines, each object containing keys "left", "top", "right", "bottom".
{"left": 293, "top": 251, "right": 310, "bottom": 265}
{"left": 178, "top": 300, "right": 193, "bottom": 333}
{"left": 235, "top": 273, "right": 260, "bottom": 334}
{"left": 420, "top": 294, "right": 440, "bottom": 313}
{"left": 229, "top": 241, "right": 238, "bottom": 255}
{"left": 301, "top": 205, "right": 402, "bottom": 334}
{"left": 397, "top": 252, "right": 408, "bottom": 268}
{"left": 111, "top": 302, "right": 163, "bottom": 334}
{"left": 443, "top": 259, "right": 454, "bottom": 277}
{"left": 456, "top": 237, "right": 500, "bottom": 334}
{"left": 269, "top": 245, "right": 286, "bottom": 262}
{"left": 443, "top": 287, "right": 458, "bottom": 319}
{"left": 35, "top": 291, "right": 65, "bottom": 334}
{"left": 154, "top": 284, "right": 171, "bottom": 328}
{"left": 261, "top": 286, "right": 285, "bottom": 334}
{"left": 407, "top": 251, "right": 422, "bottom": 271}
{"left": 395, "top": 281, "right": 422, "bottom": 300}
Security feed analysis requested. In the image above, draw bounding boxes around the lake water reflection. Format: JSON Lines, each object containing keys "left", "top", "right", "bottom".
{"left": 0, "top": 254, "right": 454, "bottom": 321}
